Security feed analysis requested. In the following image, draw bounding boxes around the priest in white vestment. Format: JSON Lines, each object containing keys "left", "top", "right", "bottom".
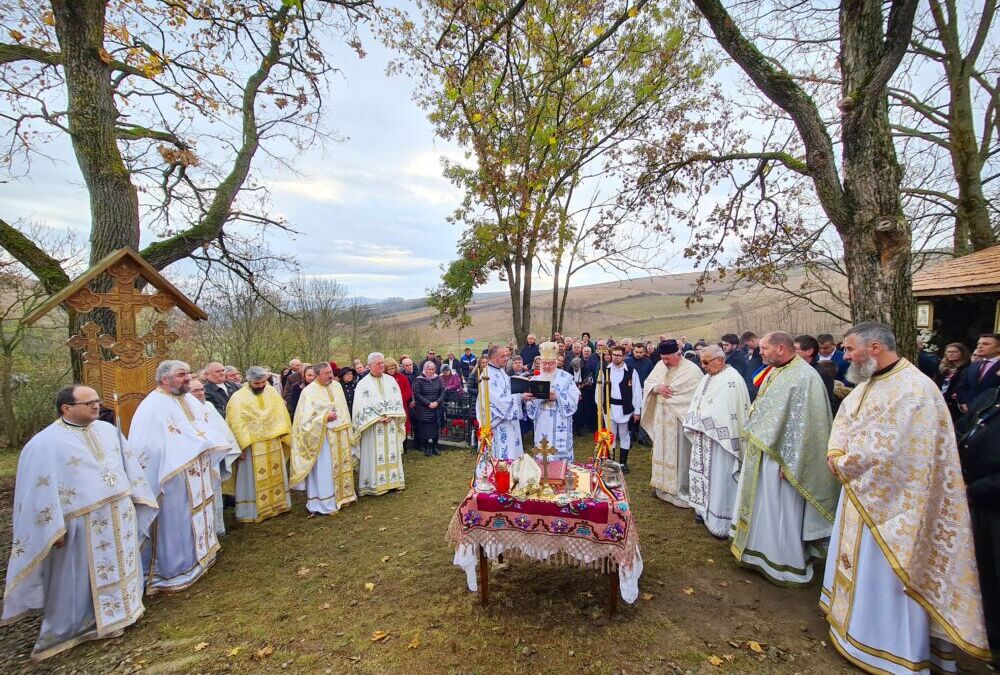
{"left": 130, "top": 360, "right": 231, "bottom": 594}
{"left": 476, "top": 346, "right": 524, "bottom": 461}
{"left": 683, "top": 345, "right": 750, "bottom": 538}
{"left": 290, "top": 362, "right": 357, "bottom": 514}
{"left": 2, "top": 385, "right": 159, "bottom": 660}
{"left": 595, "top": 345, "right": 643, "bottom": 472}
{"left": 731, "top": 332, "right": 838, "bottom": 587}
{"left": 351, "top": 352, "right": 406, "bottom": 496}
{"left": 641, "top": 339, "right": 702, "bottom": 506}
{"left": 822, "top": 322, "right": 990, "bottom": 673}
{"left": 188, "top": 379, "right": 240, "bottom": 536}
{"left": 525, "top": 341, "right": 579, "bottom": 461}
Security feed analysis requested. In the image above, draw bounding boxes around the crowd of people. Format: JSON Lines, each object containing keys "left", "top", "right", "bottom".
{"left": 3, "top": 324, "right": 999, "bottom": 674}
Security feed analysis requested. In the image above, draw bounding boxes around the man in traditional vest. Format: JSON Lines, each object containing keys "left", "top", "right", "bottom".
{"left": 597, "top": 345, "right": 642, "bottom": 473}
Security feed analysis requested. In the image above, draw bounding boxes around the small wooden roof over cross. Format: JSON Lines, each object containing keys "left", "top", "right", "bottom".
{"left": 23, "top": 247, "right": 207, "bottom": 325}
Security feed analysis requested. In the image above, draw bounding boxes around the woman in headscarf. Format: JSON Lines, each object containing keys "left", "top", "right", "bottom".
{"left": 412, "top": 360, "right": 445, "bottom": 456}
{"left": 385, "top": 358, "right": 413, "bottom": 448}
{"left": 440, "top": 363, "right": 463, "bottom": 403}
{"left": 339, "top": 366, "right": 358, "bottom": 413}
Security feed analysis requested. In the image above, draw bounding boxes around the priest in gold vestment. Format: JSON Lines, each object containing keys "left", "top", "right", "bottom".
{"left": 823, "top": 322, "right": 989, "bottom": 673}
{"left": 641, "top": 339, "right": 702, "bottom": 507}
{"left": 227, "top": 366, "right": 292, "bottom": 523}
{"left": 290, "top": 362, "right": 357, "bottom": 514}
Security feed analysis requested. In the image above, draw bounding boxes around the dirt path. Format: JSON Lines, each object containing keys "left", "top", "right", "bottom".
{"left": 0, "top": 444, "right": 989, "bottom": 674}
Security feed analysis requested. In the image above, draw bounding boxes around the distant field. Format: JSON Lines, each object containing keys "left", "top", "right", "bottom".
{"left": 388, "top": 270, "right": 851, "bottom": 348}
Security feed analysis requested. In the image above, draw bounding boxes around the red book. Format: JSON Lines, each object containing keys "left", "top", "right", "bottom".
{"left": 543, "top": 460, "right": 568, "bottom": 484}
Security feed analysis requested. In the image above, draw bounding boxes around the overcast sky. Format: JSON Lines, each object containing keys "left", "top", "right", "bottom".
{"left": 2, "top": 20, "right": 699, "bottom": 300}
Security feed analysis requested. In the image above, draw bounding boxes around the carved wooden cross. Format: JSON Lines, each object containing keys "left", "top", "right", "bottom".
{"left": 535, "top": 438, "right": 557, "bottom": 487}
{"left": 141, "top": 320, "right": 179, "bottom": 357}
{"left": 67, "top": 322, "right": 115, "bottom": 364}
{"left": 67, "top": 261, "right": 175, "bottom": 339}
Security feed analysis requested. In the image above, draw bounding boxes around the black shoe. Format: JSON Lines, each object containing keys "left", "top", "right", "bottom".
{"left": 619, "top": 448, "right": 630, "bottom": 474}
{"left": 694, "top": 514, "right": 704, "bottom": 525}
{"left": 424, "top": 448, "right": 432, "bottom": 457}
{"left": 621, "top": 463, "right": 630, "bottom": 474}
{"left": 432, "top": 445, "right": 441, "bottom": 456}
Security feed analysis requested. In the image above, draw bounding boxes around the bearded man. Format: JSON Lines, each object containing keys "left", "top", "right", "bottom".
{"left": 683, "top": 345, "right": 750, "bottom": 537}
{"left": 226, "top": 366, "right": 293, "bottom": 523}
{"left": 129, "top": 360, "right": 231, "bottom": 593}
{"left": 821, "top": 322, "right": 990, "bottom": 671}
{"left": 290, "top": 362, "right": 357, "bottom": 514}
{"left": 732, "top": 332, "right": 837, "bottom": 586}
{"left": 525, "top": 341, "right": 579, "bottom": 461}
{"left": 352, "top": 352, "right": 407, "bottom": 496}
{"left": 641, "top": 340, "right": 702, "bottom": 506}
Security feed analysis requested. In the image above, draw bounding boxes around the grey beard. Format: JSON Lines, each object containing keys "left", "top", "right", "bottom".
{"left": 846, "top": 358, "right": 877, "bottom": 384}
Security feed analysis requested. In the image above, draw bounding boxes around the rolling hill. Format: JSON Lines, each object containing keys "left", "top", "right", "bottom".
{"left": 385, "top": 270, "right": 852, "bottom": 349}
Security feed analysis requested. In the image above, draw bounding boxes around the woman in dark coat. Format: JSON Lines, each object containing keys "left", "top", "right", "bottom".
{"left": 957, "top": 387, "right": 1000, "bottom": 665}
{"left": 936, "top": 342, "right": 971, "bottom": 422}
{"left": 339, "top": 367, "right": 358, "bottom": 413}
{"left": 412, "top": 361, "right": 445, "bottom": 456}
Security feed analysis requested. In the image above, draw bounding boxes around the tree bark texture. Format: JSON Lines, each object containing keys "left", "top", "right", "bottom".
{"left": 693, "top": 0, "right": 919, "bottom": 357}
{"left": 51, "top": 0, "right": 141, "bottom": 264}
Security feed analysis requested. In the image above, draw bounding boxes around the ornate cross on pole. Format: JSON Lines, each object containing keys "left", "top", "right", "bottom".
{"left": 535, "top": 438, "right": 557, "bottom": 488}
{"left": 141, "top": 320, "right": 179, "bottom": 357}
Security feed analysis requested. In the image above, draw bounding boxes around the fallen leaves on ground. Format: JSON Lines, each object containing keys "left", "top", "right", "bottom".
{"left": 641, "top": 592, "right": 655, "bottom": 601}
{"left": 254, "top": 645, "right": 274, "bottom": 660}
{"left": 378, "top": 526, "right": 389, "bottom": 532}
{"left": 364, "top": 582, "right": 375, "bottom": 592}
{"left": 319, "top": 603, "right": 330, "bottom": 610}
{"left": 193, "top": 642, "right": 209, "bottom": 652}
{"left": 407, "top": 634, "right": 421, "bottom": 650}
{"left": 747, "top": 640, "right": 764, "bottom": 653}
{"left": 296, "top": 567, "right": 311, "bottom": 577}
{"left": 228, "top": 646, "right": 242, "bottom": 657}
{"left": 371, "top": 631, "right": 390, "bottom": 643}
{"left": 707, "top": 558, "right": 714, "bottom": 564}
{"left": 682, "top": 587, "right": 695, "bottom": 595}
{"left": 380, "top": 555, "right": 391, "bottom": 563}
{"left": 707, "top": 655, "right": 723, "bottom": 666}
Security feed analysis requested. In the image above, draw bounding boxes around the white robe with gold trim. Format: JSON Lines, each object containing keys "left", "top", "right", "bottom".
{"left": 2, "top": 420, "right": 158, "bottom": 660}
{"left": 822, "top": 359, "right": 989, "bottom": 671}
{"left": 129, "top": 389, "right": 230, "bottom": 594}
{"left": 641, "top": 359, "right": 701, "bottom": 507}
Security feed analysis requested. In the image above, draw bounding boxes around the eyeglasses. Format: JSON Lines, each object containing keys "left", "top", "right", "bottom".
{"left": 701, "top": 357, "right": 723, "bottom": 365}
{"left": 68, "top": 400, "right": 101, "bottom": 407}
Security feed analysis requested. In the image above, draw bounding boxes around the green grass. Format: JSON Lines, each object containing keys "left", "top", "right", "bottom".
{"left": 0, "top": 451, "right": 19, "bottom": 480}
{"left": 2, "top": 441, "right": 987, "bottom": 674}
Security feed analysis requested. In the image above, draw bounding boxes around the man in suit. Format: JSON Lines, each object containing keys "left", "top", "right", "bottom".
{"left": 958, "top": 333, "right": 1000, "bottom": 413}
{"left": 204, "top": 361, "right": 238, "bottom": 417}
{"left": 282, "top": 358, "right": 304, "bottom": 413}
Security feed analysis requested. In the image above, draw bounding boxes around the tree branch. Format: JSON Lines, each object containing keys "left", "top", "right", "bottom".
{"left": 690, "top": 0, "right": 849, "bottom": 228}
{"left": 0, "top": 219, "right": 71, "bottom": 294}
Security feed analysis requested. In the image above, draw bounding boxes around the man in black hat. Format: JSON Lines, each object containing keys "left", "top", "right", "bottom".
{"left": 640, "top": 340, "right": 703, "bottom": 506}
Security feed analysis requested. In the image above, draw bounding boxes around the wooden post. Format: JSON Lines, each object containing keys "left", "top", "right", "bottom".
{"left": 478, "top": 545, "right": 489, "bottom": 606}
{"left": 608, "top": 562, "right": 619, "bottom": 616}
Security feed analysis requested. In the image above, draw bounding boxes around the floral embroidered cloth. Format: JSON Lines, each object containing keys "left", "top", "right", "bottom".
{"left": 446, "top": 463, "right": 643, "bottom": 602}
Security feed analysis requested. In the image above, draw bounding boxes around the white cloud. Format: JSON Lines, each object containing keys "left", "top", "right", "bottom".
{"left": 270, "top": 177, "right": 345, "bottom": 203}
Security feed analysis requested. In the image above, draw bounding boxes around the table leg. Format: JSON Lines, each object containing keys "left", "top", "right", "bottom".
{"left": 478, "top": 545, "right": 489, "bottom": 606}
{"left": 608, "top": 562, "right": 619, "bottom": 616}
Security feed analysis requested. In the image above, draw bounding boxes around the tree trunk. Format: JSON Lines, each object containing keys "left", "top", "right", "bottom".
{"left": 51, "top": 0, "right": 141, "bottom": 263}
{"left": 0, "top": 348, "right": 18, "bottom": 448}
{"left": 840, "top": 0, "right": 916, "bottom": 359}
{"left": 551, "top": 251, "right": 562, "bottom": 335}
{"left": 949, "top": 72, "right": 995, "bottom": 253}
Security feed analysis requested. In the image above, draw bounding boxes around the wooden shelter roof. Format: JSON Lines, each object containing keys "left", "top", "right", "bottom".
{"left": 23, "top": 247, "right": 208, "bottom": 324}
{"left": 913, "top": 245, "right": 1000, "bottom": 298}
